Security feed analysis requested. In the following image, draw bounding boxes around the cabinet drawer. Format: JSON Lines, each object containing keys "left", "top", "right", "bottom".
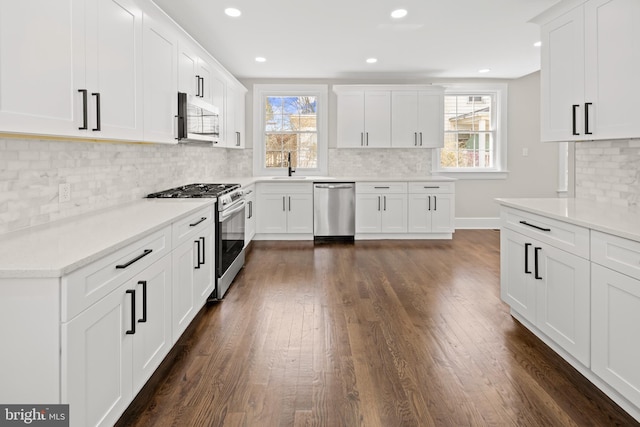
{"left": 501, "top": 207, "right": 589, "bottom": 258}
{"left": 172, "top": 206, "right": 214, "bottom": 247}
{"left": 408, "top": 181, "right": 454, "bottom": 194}
{"left": 62, "top": 226, "right": 171, "bottom": 321}
{"left": 257, "top": 182, "right": 312, "bottom": 194}
{"left": 592, "top": 231, "right": 640, "bottom": 281}
{"left": 356, "top": 182, "right": 407, "bottom": 194}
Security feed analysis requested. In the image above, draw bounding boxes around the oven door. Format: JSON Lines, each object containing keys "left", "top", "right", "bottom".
{"left": 217, "top": 199, "right": 246, "bottom": 279}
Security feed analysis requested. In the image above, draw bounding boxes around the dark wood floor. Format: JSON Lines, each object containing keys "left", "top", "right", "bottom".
{"left": 117, "top": 230, "right": 638, "bottom": 427}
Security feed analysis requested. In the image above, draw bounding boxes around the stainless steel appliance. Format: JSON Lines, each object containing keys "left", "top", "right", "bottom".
{"left": 176, "top": 92, "right": 220, "bottom": 145}
{"left": 313, "top": 182, "right": 355, "bottom": 240}
{"left": 147, "top": 183, "right": 245, "bottom": 300}
{"left": 215, "top": 188, "right": 245, "bottom": 300}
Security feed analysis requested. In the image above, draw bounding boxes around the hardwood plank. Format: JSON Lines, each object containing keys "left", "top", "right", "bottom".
{"left": 117, "top": 231, "right": 639, "bottom": 427}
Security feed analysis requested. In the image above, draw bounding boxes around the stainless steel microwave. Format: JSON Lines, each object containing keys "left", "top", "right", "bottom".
{"left": 177, "top": 92, "right": 220, "bottom": 145}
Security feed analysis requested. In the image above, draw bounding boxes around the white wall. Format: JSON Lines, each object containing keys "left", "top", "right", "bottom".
{"left": 241, "top": 71, "right": 559, "bottom": 227}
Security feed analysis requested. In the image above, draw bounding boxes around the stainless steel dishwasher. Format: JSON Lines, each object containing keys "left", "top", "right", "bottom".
{"left": 313, "top": 182, "right": 355, "bottom": 240}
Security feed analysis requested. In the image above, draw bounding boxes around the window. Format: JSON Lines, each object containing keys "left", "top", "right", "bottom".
{"left": 254, "top": 85, "right": 328, "bottom": 176}
{"left": 434, "top": 84, "right": 508, "bottom": 178}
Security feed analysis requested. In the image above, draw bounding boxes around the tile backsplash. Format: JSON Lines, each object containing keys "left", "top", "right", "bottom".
{"left": 575, "top": 139, "right": 640, "bottom": 210}
{"left": 0, "top": 138, "right": 246, "bottom": 234}
{"left": 328, "top": 148, "right": 432, "bottom": 178}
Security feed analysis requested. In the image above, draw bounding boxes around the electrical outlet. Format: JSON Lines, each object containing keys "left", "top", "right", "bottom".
{"left": 59, "top": 183, "right": 71, "bottom": 203}
{"left": 522, "top": 148, "right": 529, "bottom": 157}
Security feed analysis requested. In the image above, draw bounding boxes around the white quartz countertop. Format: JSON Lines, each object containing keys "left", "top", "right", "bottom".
{"left": 229, "top": 175, "right": 456, "bottom": 186}
{"left": 496, "top": 198, "right": 640, "bottom": 242}
{"left": 0, "top": 199, "right": 214, "bottom": 279}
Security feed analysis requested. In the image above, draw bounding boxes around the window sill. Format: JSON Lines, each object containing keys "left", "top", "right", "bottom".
{"left": 433, "top": 170, "right": 509, "bottom": 180}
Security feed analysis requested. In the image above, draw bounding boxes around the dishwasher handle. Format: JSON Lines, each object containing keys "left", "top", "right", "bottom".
{"left": 314, "top": 184, "right": 354, "bottom": 189}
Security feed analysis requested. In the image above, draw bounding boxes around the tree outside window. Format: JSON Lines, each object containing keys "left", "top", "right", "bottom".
{"left": 264, "top": 96, "right": 318, "bottom": 169}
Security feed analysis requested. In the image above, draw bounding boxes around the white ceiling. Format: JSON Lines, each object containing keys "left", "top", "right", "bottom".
{"left": 152, "top": 0, "right": 559, "bottom": 80}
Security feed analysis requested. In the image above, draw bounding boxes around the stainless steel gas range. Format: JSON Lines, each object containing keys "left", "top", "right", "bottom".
{"left": 147, "top": 183, "right": 245, "bottom": 300}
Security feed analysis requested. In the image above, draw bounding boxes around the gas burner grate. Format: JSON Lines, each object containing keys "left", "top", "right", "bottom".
{"left": 147, "top": 183, "right": 240, "bottom": 198}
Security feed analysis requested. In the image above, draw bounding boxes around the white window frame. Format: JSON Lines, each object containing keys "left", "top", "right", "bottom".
{"left": 433, "top": 83, "right": 508, "bottom": 179}
{"left": 253, "top": 84, "right": 328, "bottom": 176}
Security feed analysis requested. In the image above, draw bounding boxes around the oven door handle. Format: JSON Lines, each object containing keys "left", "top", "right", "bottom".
{"left": 219, "top": 200, "right": 246, "bottom": 222}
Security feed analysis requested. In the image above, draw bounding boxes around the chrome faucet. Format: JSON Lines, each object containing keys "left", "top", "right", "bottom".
{"left": 287, "top": 151, "right": 295, "bottom": 177}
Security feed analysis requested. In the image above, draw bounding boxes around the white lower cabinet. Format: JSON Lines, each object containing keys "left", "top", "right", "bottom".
{"left": 63, "top": 254, "right": 172, "bottom": 427}
{"left": 591, "top": 264, "right": 640, "bottom": 408}
{"left": 256, "top": 183, "right": 313, "bottom": 237}
{"left": 57, "top": 204, "right": 215, "bottom": 427}
{"left": 171, "top": 208, "right": 214, "bottom": 341}
{"left": 501, "top": 220, "right": 590, "bottom": 366}
{"left": 500, "top": 203, "right": 640, "bottom": 421}
{"left": 591, "top": 229, "right": 640, "bottom": 410}
{"left": 244, "top": 185, "right": 256, "bottom": 246}
{"left": 355, "top": 182, "right": 407, "bottom": 234}
{"left": 407, "top": 182, "right": 455, "bottom": 234}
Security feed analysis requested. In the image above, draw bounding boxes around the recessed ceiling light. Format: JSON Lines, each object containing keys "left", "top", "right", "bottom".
{"left": 366, "top": 58, "right": 378, "bottom": 64}
{"left": 224, "top": 7, "right": 241, "bottom": 17}
{"left": 391, "top": 9, "right": 408, "bottom": 19}
{"left": 255, "top": 57, "right": 266, "bottom": 63}
{"left": 478, "top": 68, "right": 491, "bottom": 73}
{"left": 534, "top": 41, "right": 542, "bottom": 47}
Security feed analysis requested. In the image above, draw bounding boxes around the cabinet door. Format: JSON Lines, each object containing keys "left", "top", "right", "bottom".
{"left": 257, "top": 193, "right": 288, "bottom": 234}
{"left": 391, "top": 92, "right": 419, "bottom": 147}
{"left": 408, "top": 193, "right": 431, "bottom": 233}
{"left": 430, "top": 194, "right": 455, "bottom": 233}
{"left": 171, "top": 239, "right": 197, "bottom": 342}
{"left": 540, "top": 6, "right": 585, "bottom": 142}
{"left": 535, "top": 243, "right": 590, "bottom": 366}
{"left": 85, "top": 0, "right": 143, "bottom": 140}
{"left": 132, "top": 257, "right": 172, "bottom": 394}
{"left": 336, "top": 91, "right": 365, "bottom": 147}
{"left": 211, "top": 73, "right": 226, "bottom": 146}
{"left": 193, "top": 225, "right": 215, "bottom": 303}
{"left": 287, "top": 193, "right": 313, "bottom": 234}
{"left": 142, "top": 11, "right": 177, "bottom": 144}
{"left": 417, "top": 91, "right": 444, "bottom": 148}
{"left": 226, "top": 84, "right": 246, "bottom": 148}
{"left": 178, "top": 42, "right": 198, "bottom": 96}
{"left": 500, "top": 230, "right": 536, "bottom": 322}
{"left": 380, "top": 193, "right": 407, "bottom": 233}
{"left": 364, "top": 91, "right": 391, "bottom": 147}
{"left": 592, "top": 264, "right": 640, "bottom": 408}
{"left": 245, "top": 189, "right": 256, "bottom": 245}
{"left": 0, "top": 0, "right": 82, "bottom": 136}
{"left": 63, "top": 285, "right": 133, "bottom": 427}
{"left": 197, "top": 56, "right": 214, "bottom": 104}
{"left": 355, "top": 193, "right": 382, "bottom": 233}
{"left": 585, "top": 0, "right": 640, "bottom": 140}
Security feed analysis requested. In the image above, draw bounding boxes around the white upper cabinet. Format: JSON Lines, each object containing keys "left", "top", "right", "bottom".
{"left": 0, "top": 0, "right": 246, "bottom": 145}
{"left": 538, "top": 0, "right": 640, "bottom": 142}
{"left": 225, "top": 82, "right": 247, "bottom": 149}
{"left": 0, "top": 0, "right": 144, "bottom": 140}
{"left": 335, "top": 88, "right": 391, "bottom": 148}
{"left": 83, "top": 0, "right": 144, "bottom": 140}
{"left": 142, "top": 7, "right": 178, "bottom": 144}
{"left": 335, "top": 85, "right": 444, "bottom": 149}
{"left": 584, "top": 0, "right": 640, "bottom": 140}
{"left": 0, "top": 0, "right": 81, "bottom": 136}
{"left": 391, "top": 88, "right": 444, "bottom": 148}
{"left": 178, "top": 41, "right": 216, "bottom": 105}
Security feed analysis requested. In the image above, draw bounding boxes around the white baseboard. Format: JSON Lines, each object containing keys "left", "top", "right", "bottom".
{"left": 455, "top": 217, "right": 500, "bottom": 229}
